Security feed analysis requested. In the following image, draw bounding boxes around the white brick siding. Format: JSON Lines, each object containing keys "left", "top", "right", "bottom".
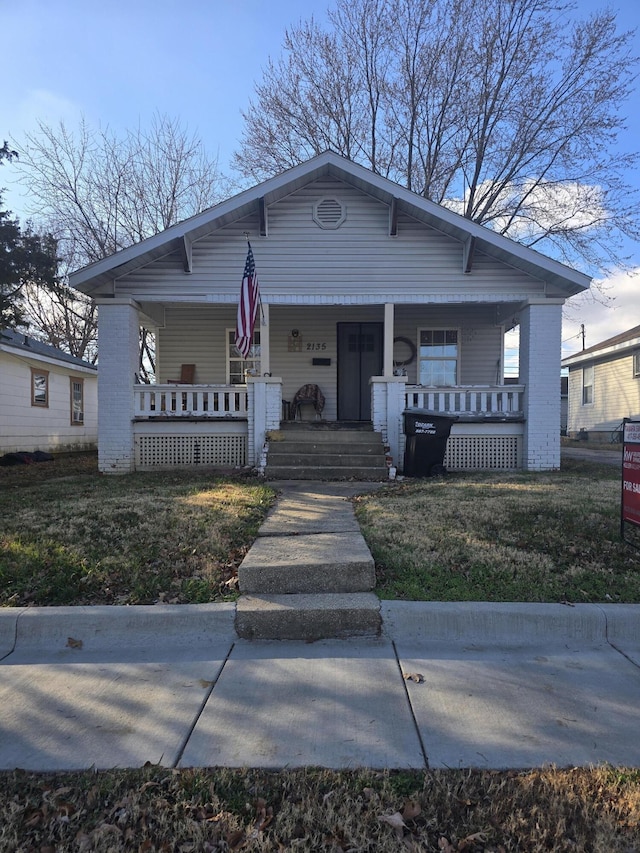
{"left": 96, "top": 299, "right": 140, "bottom": 473}
{"left": 520, "top": 301, "right": 563, "bottom": 470}
{"left": 247, "top": 377, "right": 282, "bottom": 469}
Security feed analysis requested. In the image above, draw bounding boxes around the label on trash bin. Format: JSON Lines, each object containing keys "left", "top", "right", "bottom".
{"left": 414, "top": 420, "right": 437, "bottom": 434}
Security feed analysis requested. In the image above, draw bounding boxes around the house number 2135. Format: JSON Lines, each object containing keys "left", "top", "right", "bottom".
{"left": 305, "top": 342, "right": 328, "bottom": 351}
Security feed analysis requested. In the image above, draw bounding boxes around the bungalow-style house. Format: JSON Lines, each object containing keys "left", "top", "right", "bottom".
{"left": 562, "top": 324, "right": 640, "bottom": 441}
{"left": 0, "top": 328, "right": 97, "bottom": 455}
{"left": 68, "top": 152, "right": 590, "bottom": 476}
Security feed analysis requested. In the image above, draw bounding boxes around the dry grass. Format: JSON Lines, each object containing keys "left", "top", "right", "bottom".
{"left": 0, "top": 765, "right": 638, "bottom": 852}
{"left": 354, "top": 459, "right": 640, "bottom": 603}
{"left": 0, "top": 453, "right": 275, "bottom": 607}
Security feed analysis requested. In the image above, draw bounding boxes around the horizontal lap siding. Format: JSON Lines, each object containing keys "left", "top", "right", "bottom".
{"left": 116, "top": 179, "right": 544, "bottom": 302}
{"left": 270, "top": 305, "right": 383, "bottom": 421}
{"left": 394, "top": 305, "right": 503, "bottom": 385}
{"left": 158, "top": 304, "right": 504, "bottom": 421}
{"left": 568, "top": 355, "right": 640, "bottom": 434}
{"left": 157, "top": 305, "right": 233, "bottom": 385}
{"left": 0, "top": 353, "right": 97, "bottom": 454}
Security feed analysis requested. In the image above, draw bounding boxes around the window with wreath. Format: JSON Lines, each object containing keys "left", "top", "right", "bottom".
{"left": 582, "top": 364, "right": 594, "bottom": 404}
{"left": 31, "top": 368, "right": 49, "bottom": 407}
{"left": 70, "top": 378, "right": 84, "bottom": 425}
{"left": 227, "top": 329, "right": 261, "bottom": 384}
{"left": 418, "top": 329, "right": 459, "bottom": 386}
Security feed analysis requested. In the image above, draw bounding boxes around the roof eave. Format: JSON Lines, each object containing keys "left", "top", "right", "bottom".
{"left": 69, "top": 151, "right": 591, "bottom": 298}
{"left": 563, "top": 336, "right": 640, "bottom": 367}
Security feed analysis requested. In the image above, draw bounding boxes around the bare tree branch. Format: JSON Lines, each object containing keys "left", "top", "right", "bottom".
{"left": 235, "top": 0, "right": 639, "bottom": 277}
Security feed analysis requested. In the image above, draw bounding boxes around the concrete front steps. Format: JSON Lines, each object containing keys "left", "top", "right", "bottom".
{"left": 235, "top": 530, "right": 382, "bottom": 641}
{"left": 264, "top": 421, "right": 389, "bottom": 480}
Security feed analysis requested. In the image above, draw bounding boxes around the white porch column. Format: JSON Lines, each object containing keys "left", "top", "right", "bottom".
{"left": 383, "top": 302, "right": 395, "bottom": 376}
{"left": 371, "top": 375, "right": 407, "bottom": 470}
{"left": 519, "top": 299, "right": 564, "bottom": 471}
{"left": 260, "top": 302, "right": 270, "bottom": 375}
{"left": 247, "top": 376, "right": 282, "bottom": 470}
{"left": 95, "top": 297, "right": 140, "bottom": 473}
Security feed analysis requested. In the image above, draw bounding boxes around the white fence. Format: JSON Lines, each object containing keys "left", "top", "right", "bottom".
{"left": 404, "top": 385, "right": 524, "bottom": 416}
{"left": 134, "top": 384, "right": 248, "bottom": 418}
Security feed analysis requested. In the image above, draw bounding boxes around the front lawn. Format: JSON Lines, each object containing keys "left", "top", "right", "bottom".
{"left": 0, "top": 453, "right": 275, "bottom": 607}
{"left": 354, "top": 459, "right": 640, "bottom": 603}
{"left": 2, "top": 454, "right": 639, "bottom": 607}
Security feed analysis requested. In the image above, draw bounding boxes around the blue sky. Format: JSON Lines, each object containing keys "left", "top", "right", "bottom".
{"left": 2, "top": 0, "right": 639, "bottom": 364}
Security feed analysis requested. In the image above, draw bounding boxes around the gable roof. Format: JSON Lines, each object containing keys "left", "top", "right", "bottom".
{"left": 69, "top": 150, "right": 591, "bottom": 298}
{"left": 0, "top": 328, "right": 97, "bottom": 372}
{"left": 562, "top": 324, "right": 640, "bottom": 368}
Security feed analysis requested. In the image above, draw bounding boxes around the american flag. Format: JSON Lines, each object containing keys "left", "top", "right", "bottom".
{"left": 234, "top": 242, "right": 260, "bottom": 359}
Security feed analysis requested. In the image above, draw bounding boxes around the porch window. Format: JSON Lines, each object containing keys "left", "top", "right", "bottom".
{"left": 31, "top": 368, "right": 49, "bottom": 407}
{"left": 418, "top": 329, "right": 458, "bottom": 386}
{"left": 70, "top": 378, "right": 84, "bottom": 425}
{"left": 227, "top": 329, "right": 261, "bottom": 384}
{"left": 582, "top": 365, "right": 594, "bottom": 404}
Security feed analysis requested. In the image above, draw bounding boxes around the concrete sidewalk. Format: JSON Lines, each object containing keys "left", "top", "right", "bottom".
{"left": 1, "top": 481, "right": 639, "bottom": 773}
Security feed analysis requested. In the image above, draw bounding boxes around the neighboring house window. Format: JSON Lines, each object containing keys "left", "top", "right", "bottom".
{"left": 418, "top": 329, "right": 459, "bottom": 386}
{"left": 634, "top": 351, "right": 640, "bottom": 378}
{"left": 582, "top": 365, "right": 594, "bottom": 404}
{"left": 227, "top": 329, "right": 261, "bottom": 384}
{"left": 31, "top": 368, "right": 49, "bottom": 407}
{"left": 70, "top": 378, "right": 84, "bottom": 425}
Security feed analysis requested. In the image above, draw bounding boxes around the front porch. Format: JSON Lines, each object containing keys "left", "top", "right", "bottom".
{"left": 130, "top": 379, "right": 526, "bottom": 473}
{"left": 95, "top": 296, "right": 561, "bottom": 475}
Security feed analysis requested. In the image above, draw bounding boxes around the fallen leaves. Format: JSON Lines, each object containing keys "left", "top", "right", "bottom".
{"left": 378, "top": 798, "right": 423, "bottom": 843}
{"left": 379, "top": 810, "right": 407, "bottom": 839}
{"left": 438, "top": 831, "right": 488, "bottom": 851}
{"left": 2, "top": 765, "right": 639, "bottom": 852}
{"left": 403, "top": 672, "right": 425, "bottom": 683}
{"left": 66, "top": 636, "right": 83, "bottom": 649}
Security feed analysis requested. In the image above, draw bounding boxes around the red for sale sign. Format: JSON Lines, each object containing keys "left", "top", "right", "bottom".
{"left": 621, "top": 420, "right": 640, "bottom": 531}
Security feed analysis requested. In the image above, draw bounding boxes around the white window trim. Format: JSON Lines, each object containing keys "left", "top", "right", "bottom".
{"left": 70, "top": 377, "right": 84, "bottom": 425}
{"left": 417, "top": 326, "right": 461, "bottom": 387}
{"left": 226, "top": 328, "right": 261, "bottom": 385}
{"left": 582, "top": 364, "right": 594, "bottom": 405}
{"left": 31, "top": 367, "right": 49, "bottom": 407}
{"left": 633, "top": 351, "right": 640, "bottom": 378}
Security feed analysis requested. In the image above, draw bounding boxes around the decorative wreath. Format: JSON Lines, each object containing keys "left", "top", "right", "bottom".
{"left": 393, "top": 336, "right": 417, "bottom": 367}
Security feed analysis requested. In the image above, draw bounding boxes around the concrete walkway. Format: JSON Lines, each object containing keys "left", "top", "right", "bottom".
{"left": 1, "top": 481, "right": 639, "bottom": 772}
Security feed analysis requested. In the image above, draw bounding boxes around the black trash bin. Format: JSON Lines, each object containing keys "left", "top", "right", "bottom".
{"left": 403, "top": 408, "right": 458, "bottom": 477}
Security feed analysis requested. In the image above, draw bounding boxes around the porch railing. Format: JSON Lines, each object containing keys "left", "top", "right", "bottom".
{"left": 405, "top": 385, "right": 524, "bottom": 417}
{"left": 134, "top": 384, "right": 248, "bottom": 418}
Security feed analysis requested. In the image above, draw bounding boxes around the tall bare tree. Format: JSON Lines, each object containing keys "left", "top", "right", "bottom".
{"left": 21, "top": 283, "right": 96, "bottom": 362}
{"left": 235, "top": 0, "right": 639, "bottom": 275}
{"left": 13, "top": 114, "right": 223, "bottom": 365}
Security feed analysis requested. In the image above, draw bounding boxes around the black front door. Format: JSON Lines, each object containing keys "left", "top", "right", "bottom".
{"left": 337, "top": 322, "right": 383, "bottom": 420}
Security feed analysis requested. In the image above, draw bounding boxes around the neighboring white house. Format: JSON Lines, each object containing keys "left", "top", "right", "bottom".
{"left": 0, "top": 328, "right": 98, "bottom": 455}
{"left": 562, "top": 324, "right": 640, "bottom": 441}
{"left": 68, "top": 151, "right": 590, "bottom": 475}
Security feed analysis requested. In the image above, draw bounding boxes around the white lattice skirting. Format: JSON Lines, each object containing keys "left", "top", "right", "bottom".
{"left": 135, "top": 434, "right": 247, "bottom": 469}
{"left": 444, "top": 436, "right": 521, "bottom": 470}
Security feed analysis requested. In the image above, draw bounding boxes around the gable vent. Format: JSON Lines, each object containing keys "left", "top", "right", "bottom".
{"left": 313, "top": 197, "right": 346, "bottom": 229}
